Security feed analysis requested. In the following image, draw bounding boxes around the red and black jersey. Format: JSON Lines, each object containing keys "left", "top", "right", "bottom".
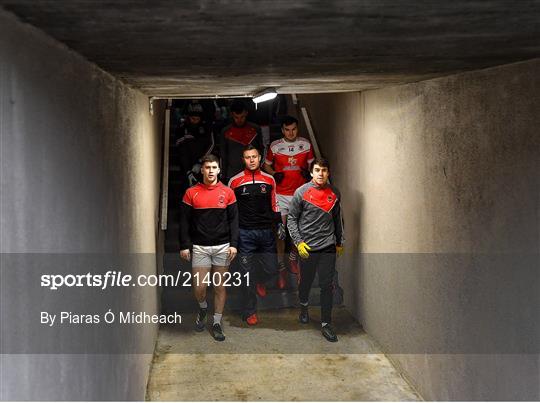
{"left": 218, "top": 122, "right": 263, "bottom": 181}
{"left": 179, "top": 182, "right": 239, "bottom": 249}
{"left": 228, "top": 169, "right": 281, "bottom": 229}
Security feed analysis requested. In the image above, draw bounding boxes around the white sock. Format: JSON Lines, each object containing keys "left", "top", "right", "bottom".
{"left": 321, "top": 322, "right": 328, "bottom": 327}
{"left": 199, "top": 301, "right": 208, "bottom": 309}
{"left": 300, "top": 302, "right": 308, "bottom": 307}
{"left": 213, "top": 313, "right": 222, "bottom": 325}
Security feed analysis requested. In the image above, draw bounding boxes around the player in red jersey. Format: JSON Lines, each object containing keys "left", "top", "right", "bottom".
{"left": 179, "top": 154, "right": 238, "bottom": 341}
{"left": 263, "top": 116, "right": 314, "bottom": 288}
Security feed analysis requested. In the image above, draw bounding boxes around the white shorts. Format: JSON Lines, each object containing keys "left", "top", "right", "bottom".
{"left": 277, "top": 194, "right": 293, "bottom": 216}
{"left": 192, "top": 243, "right": 230, "bottom": 268}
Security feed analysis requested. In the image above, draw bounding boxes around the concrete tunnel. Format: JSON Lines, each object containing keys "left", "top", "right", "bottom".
{"left": 0, "top": 1, "right": 538, "bottom": 401}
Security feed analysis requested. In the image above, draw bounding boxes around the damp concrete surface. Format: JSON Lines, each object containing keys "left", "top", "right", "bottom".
{"left": 146, "top": 306, "right": 421, "bottom": 401}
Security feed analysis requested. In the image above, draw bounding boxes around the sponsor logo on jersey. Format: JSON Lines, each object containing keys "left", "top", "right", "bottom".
{"left": 288, "top": 156, "right": 297, "bottom": 165}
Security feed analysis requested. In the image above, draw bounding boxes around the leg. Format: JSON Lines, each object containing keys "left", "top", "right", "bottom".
{"left": 192, "top": 266, "right": 210, "bottom": 303}
{"left": 258, "top": 228, "right": 278, "bottom": 283}
{"left": 191, "top": 245, "right": 213, "bottom": 304}
{"left": 276, "top": 214, "right": 287, "bottom": 265}
{"left": 238, "top": 229, "right": 258, "bottom": 319}
{"left": 212, "top": 265, "right": 229, "bottom": 315}
{"left": 298, "top": 252, "right": 319, "bottom": 305}
{"left": 316, "top": 246, "right": 337, "bottom": 325}
{"left": 191, "top": 245, "right": 213, "bottom": 332}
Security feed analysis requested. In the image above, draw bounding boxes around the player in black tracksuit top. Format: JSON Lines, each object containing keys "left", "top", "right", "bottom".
{"left": 228, "top": 145, "right": 285, "bottom": 325}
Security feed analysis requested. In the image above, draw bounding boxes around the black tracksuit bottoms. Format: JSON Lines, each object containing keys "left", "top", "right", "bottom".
{"left": 298, "top": 244, "right": 336, "bottom": 324}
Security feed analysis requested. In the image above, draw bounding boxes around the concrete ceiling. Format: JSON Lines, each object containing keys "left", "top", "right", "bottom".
{"left": 1, "top": 1, "right": 539, "bottom": 97}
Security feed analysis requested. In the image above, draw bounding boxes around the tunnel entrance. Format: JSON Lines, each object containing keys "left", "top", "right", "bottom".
{"left": 160, "top": 94, "right": 344, "bottom": 316}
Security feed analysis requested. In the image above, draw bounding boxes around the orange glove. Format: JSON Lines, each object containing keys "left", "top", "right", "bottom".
{"left": 336, "top": 245, "right": 344, "bottom": 257}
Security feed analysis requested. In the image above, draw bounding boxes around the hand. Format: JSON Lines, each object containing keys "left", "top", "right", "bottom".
{"left": 277, "top": 223, "right": 287, "bottom": 240}
{"left": 191, "top": 163, "right": 201, "bottom": 174}
{"left": 301, "top": 169, "right": 311, "bottom": 181}
{"left": 336, "top": 245, "right": 344, "bottom": 257}
{"left": 180, "top": 249, "right": 191, "bottom": 261}
{"left": 187, "top": 171, "right": 198, "bottom": 186}
{"left": 297, "top": 242, "right": 311, "bottom": 259}
{"left": 228, "top": 247, "right": 237, "bottom": 262}
{"left": 273, "top": 172, "right": 285, "bottom": 184}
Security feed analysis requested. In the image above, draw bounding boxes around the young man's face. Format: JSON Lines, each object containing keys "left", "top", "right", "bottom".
{"left": 201, "top": 161, "right": 220, "bottom": 184}
{"left": 232, "top": 110, "right": 248, "bottom": 127}
{"left": 311, "top": 164, "right": 330, "bottom": 186}
{"left": 243, "top": 149, "right": 260, "bottom": 171}
{"left": 282, "top": 122, "right": 298, "bottom": 142}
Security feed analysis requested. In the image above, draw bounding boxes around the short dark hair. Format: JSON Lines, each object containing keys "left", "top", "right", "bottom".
{"left": 281, "top": 115, "right": 298, "bottom": 128}
{"left": 201, "top": 154, "right": 220, "bottom": 167}
{"left": 310, "top": 157, "right": 330, "bottom": 172}
{"left": 230, "top": 99, "right": 247, "bottom": 114}
{"left": 242, "top": 144, "right": 260, "bottom": 155}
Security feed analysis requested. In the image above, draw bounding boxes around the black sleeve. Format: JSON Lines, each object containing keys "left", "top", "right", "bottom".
{"left": 254, "top": 126, "right": 264, "bottom": 158}
{"left": 219, "top": 128, "right": 229, "bottom": 180}
{"left": 332, "top": 196, "right": 345, "bottom": 247}
{"left": 179, "top": 202, "right": 193, "bottom": 250}
{"left": 227, "top": 202, "right": 239, "bottom": 248}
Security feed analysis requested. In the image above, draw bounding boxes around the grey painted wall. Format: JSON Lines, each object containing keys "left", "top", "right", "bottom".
{"left": 1, "top": 10, "right": 165, "bottom": 400}
{"left": 299, "top": 59, "right": 539, "bottom": 400}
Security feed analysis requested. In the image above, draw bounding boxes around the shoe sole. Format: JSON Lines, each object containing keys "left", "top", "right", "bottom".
{"left": 195, "top": 323, "right": 205, "bottom": 332}
{"left": 213, "top": 334, "right": 225, "bottom": 342}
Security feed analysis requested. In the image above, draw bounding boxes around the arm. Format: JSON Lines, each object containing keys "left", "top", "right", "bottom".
{"left": 219, "top": 127, "right": 229, "bottom": 179}
{"left": 332, "top": 192, "right": 345, "bottom": 247}
{"left": 286, "top": 190, "right": 304, "bottom": 246}
{"left": 254, "top": 126, "right": 264, "bottom": 160}
{"left": 202, "top": 126, "right": 215, "bottom": 157}
{"left": 179, "top": 201, "right": 193, "bottom": 251}
{"left": 227, "top": 199, "right": 239, "bottom": 249}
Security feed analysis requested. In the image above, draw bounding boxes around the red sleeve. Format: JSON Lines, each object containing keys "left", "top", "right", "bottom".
{"left": 270, "top": 177, "right": 279, "bottom": 213}
{"left": 227, "top": 187, "right": 237, "bottom": 205}
{"left": 182, "top": 188, "right": 193, "bottom": 206}
{"left": 264, "top": 144, "right": 274, "bottom": 165}
{"left": 307, "top": 146, "right": 315, "bottom": 163}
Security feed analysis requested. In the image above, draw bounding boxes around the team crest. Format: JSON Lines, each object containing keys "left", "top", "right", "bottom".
{"left": 218, "top": 195, "right": 226, "bottom": 205}
{"left": 299, "top": 144, "right": 304, "bottom": 150}
{"left": 260, "top": 184, "right": 267, "bottom": 193}
{"left": 327, "top": 195, "right": 333, "bottom": 203}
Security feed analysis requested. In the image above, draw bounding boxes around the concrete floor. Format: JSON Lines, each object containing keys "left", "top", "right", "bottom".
{"left": 146, "top": 307, "right": 421, "bottom": 401}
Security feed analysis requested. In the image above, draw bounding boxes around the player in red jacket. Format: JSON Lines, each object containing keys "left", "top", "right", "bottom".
{"left": 179, "top": 154, "right": 238, "bottom": 341}
{"left": 264, "top": 116, "right": 314, "bottom": 288}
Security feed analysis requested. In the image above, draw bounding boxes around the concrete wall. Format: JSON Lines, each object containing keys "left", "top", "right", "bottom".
{"left": 0, "top": 10, "right": 165, "bottom": 400}
{"left": 299, "top": 59, "right": 539, "bottom": 400}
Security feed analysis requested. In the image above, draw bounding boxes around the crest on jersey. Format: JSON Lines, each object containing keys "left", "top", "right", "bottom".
{"left": 260, "top": 184, "right": 267, "bottom": 193}
{"left": 299, "top": 144, "right": 304, "bottom": 150}
{"left": 218, "top": 195, "right": 226, "bottom": 205}
{"left": 327, "top": 195, "right": 333, "bottom": 203}
{"left": 288, "top": 156, "right": 297, "bottom": 165}
{"left": 242, "top": 186, "right": 247, "bottom": 194}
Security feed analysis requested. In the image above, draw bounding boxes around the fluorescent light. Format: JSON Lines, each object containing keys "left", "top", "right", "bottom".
{"left": 252, "top": 88, "right": 278, "bottom": 104}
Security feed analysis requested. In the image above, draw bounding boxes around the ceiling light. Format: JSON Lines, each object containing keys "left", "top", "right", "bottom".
{"left": 252, "top": 88, "right": 278, "bottom": 104}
